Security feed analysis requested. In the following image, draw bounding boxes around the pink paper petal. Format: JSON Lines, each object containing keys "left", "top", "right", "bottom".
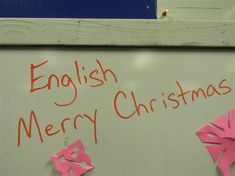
{"left": 50, "top": 140, "right": 94, "bottom": 176}
{"left": 206, "top": 145, "right": 224, "bottom": 162}
{"left": 212, "top": 114, "right": 227, "bottom": 130}
{"left": 228, "top": 109, "right": 235, "bottom": 135}
{"left": 196, "top": 108, "right": 235, "bottom": 176}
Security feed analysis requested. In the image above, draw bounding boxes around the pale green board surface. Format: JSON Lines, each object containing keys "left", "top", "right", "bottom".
{"left": 158, "top": 0, "right": 235, "bottom": 20}
{"left": 0, "top": 48, "right": 235, "bottom": 176}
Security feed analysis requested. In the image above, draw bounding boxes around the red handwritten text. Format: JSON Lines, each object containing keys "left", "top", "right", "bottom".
{"left": 17, "top": 109, "right": 98, "bottom": 147}
{"left": 114, "top": 79, "right": 232, "bottom": 119}
{"left": 30, "top": 59, "right": 118, "bottom": 107}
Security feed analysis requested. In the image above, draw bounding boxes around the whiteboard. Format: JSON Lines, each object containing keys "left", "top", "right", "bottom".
{"left": 0, "top": 48, "right": 235, "bottom": 176}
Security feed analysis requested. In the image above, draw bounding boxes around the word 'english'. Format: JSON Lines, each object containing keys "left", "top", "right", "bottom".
{"left": 30, "top": 59, "right": 118, "bottom": 107}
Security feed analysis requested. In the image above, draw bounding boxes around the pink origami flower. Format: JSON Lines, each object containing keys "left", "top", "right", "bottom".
{"left": 50, "top": 140, "right": 94, "bottom": 176}
{"left": 196, "top": 108, "right": 235, "bottom": 176}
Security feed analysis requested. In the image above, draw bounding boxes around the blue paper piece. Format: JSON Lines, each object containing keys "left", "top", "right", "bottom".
{"left": 0, "top": 0, "right": 156, "bottom": 19}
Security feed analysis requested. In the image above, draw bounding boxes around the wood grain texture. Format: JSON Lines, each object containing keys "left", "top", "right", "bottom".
{"left": 0, "top": 18, "right": 234, "bottom": 47}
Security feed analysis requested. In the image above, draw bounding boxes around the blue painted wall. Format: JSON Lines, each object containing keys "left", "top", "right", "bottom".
{"left": 0, "top": 0, "right": 156, "bottom": 19}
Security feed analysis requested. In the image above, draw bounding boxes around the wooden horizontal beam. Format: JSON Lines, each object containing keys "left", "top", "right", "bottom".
{"left": 0, "top": 18, "right": 234, "bottom": 47}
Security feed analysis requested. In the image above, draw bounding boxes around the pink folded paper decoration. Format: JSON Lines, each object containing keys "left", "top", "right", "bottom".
{"left": 196, "top": 108, "right": 235, "bottom": 176}
{"left": 50, "top": 140, "right": 94, "bottom": 176}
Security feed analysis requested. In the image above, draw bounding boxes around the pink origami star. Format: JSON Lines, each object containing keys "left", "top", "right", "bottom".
{"left": 50, "top": 140, "right": 94, "bottom": 176}
{"left": 196, "top": 108, "right": 235, "bottom": 176}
